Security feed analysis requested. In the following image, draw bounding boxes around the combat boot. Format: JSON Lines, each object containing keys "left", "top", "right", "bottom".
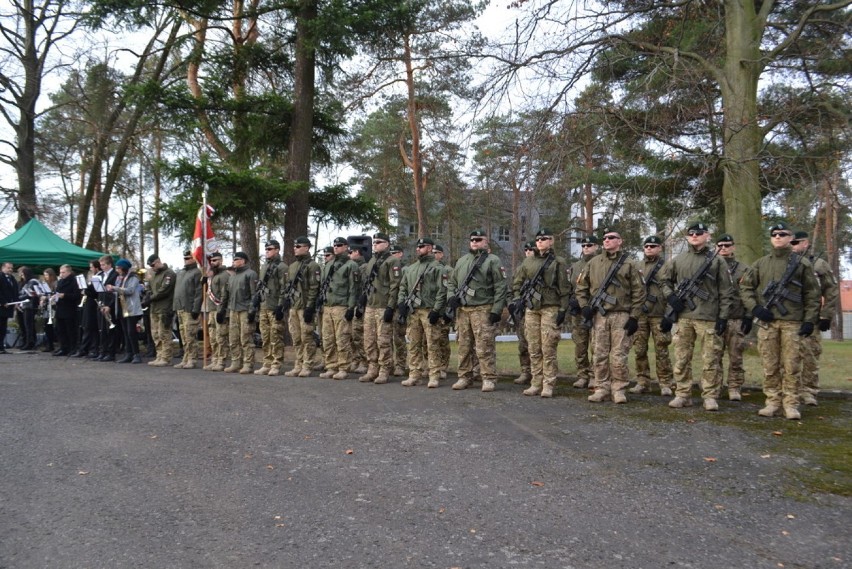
{"left": 540, "top": 385, "right": 554, "bottom": 398}
{"left": 440, "top": 370, "right": 447, "bottom": 380}
{"left": 332, "top": 370, "right": 348, "bottom": 380}
{"left": 209, "top": 362, "right": 225, "bottom": 372}
{"left": 239, "top": 365, "right": 253, "bottom": 374}
{"left": 451, "top": 378, "right": 471, "bottom": 390}
{"left": 359, "top": 366, "right": 378, "bottom": 383}
{"left": 628, "top": 384, "right": 647, "bottom": 394}
{"left": 183, "top": 360, "right": 196, "bottom": 370}
{"left": 783, "top": 406, "right": 801, "bottom": 420}
{"left": 612, "top": 390, "right": 627, "bottom": 404}
{"left": 393, "top": 366, "right": 405, "bottom": 377}
{"left": 319, "top": 370, "right": 336, "bottom": 378}
{"left": 668, "top": 396, "right": 693, "bottom": 408}
{"left": 757, "top": 404, "right": 780, "bottom": 417}
{"left": 481, "top": 380, "right": 495, "bottom": 392}
{"left": 513, "top": 371, "right": 532, "bottom": 385}
{"left": 703, "top": 398, "right": 719, "bottom": 411}
{"left": 660, "top": 386, "right": 673, "bottom": 397}
{"left": 148, "top": 358, "right": 164, "bottom": 367}
{"left": 523, "top": 385, "right": 541, "bottom": 396}
{"left": 588, "top": 389, "right": 610, "bottom": 403}
{"left": 149, "top": 359, "right": 170, "bottom": 367}
{"left": 203, "top": 362, "right": 215, "bottom": 371}
{"left": 572, "top": 378, "right": 588, "bottom": 389}
{"left": 801, "top": 393, "right": 818, "bottom": 406}
{"left": 427, "top": 377, "right": 440, "bottom": 388}
{"left": 254, "top": 366, "right": 271, "bottom": 376}
{"left": 223, "top": 363, "right": 240, "bottom": 373}
{"left": 173, "top": 362, "right": 186, "bottom": 369}
{"left": 401, "top": 376, "right": 420, "bottom": 387}
{"left": 284, "top": 367, "right": 301, "bottom": 377}
{"left": 728, "top": 388, "right": 742, "bottom": 401}
{"left": 374, "top": 371, "right": 389, "bottom": 384}
{"left": 298, "top": 369, "right": 312, "bottom": 378}
{"left": 354, "top": 364, "right": 368, "bottom": 374}
{"left": 267, "top": 367, "right": 280, "bottom": 377}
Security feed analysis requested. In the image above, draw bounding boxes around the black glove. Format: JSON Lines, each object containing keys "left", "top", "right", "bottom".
{"left": 818, "top": 318, "right": 831, "bottom": 332}
{"left": 488, "top": 312, "right": 501, "bottom": 325}
{"left": 216, "top": 309, "right": 226, "bottom": 324}
{"left": 355, "top": 306, "right": 364, "bottom": 319}
{"left": 358, "top": 294, "right": 368, "bottom": 307}
{"left": 555, "top": 310, "right": 566, "bottom": 326}
{"left": 344, "top": 307, "right": 355, "bottom": 321}
{"left": 623, "top": 316, "right": 639, "bottom": 336}
{"left": 752, "top": 305, "right": 774, "bottom": 323}
{"left": 383, "top": 307, "right": 394, "bottom": 323}
{"left": 248, "top": 311, "right": 256, "bottom": 324}
{"left": 274, "top": 305, "right": 285, "bottom": 321}
{"left": 666, "top": 294, "right": 685, "bottom": 313}
{"left": 798, "top": 321, "right": 814, "bottom": 337}
{"left": 442, "top": 314, "right": 453, "bottom": 324}
{"left": 201, "top": 276, "right": 208, "bottom": 286}
{"left": 397, "top": 304, "right": 410, "bottom": 322}
{"left": 191, "top": 312, "right": 199, "bottom": 320}
{"left": 447, "top": 296, "right": 462, "bottom": 310}
{"left": 714, "top": 318, "right": 727, "bottom": 336}
{"left": 568, "top": 298, "right": 580, "bottom": 316}
{"left": 740, "top": 318, "right": 753, "bottom": 335}
{"left": 581, "top": 306, "right": 594, "bottom": 320}
{"left": 428, "top": 310, "right": 440, "bottom": 325}
{"left": 660, "top": 318, "right": 674, "bottom": 333}
{"left": 303, "top": 306, "right": 315, "bottom": 324}
{"left": 281, "top": 297, "right": 291, "bottom": 311}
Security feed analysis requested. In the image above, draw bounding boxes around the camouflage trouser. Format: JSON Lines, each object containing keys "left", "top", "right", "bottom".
{"left": 592, "top": 312, "right": 631, "bottom": 394}
{"left": 672, "top": 318, "right": 723, "bottom": 400}
{"left": 632, "top": 315, "right": 673, "bottom": 389}
{"left": 517, "top": 315, "right": 531, "bottom": 374}
{"left": 456, "top": 305, "right": 497, "bottom": 383}
{"left": 176, "top": 310, "right": 200, "bottom": 364}
{"left": 206, "top": 311, "right": 229, "bottom": 363}
{"left": 800, "top": 333, "right": 822, "bottom": 395}
{"left": 228, "top": 310, "right": 255, "bottom": 367}
{"left": 258, "top": 307, "right": 285, "bottom": 368}
{"left": 525, "top": 307, "right": 560, "bottom": 389}
{"left": 406, "top": 308, "right": 443, "bottom": 381}
{"left": 436, "top": 318, "right": 451, "bottom": 371}
{"left": 151, "top": 311, "right": 174, "bottom": 362}
{"left": 572, "top": 314, "right": 595, "bottom": 387}
{"left": 363, "top": 307, "right": 393, "bottom": 375}
{"left": 321, "top": 305, "right": 351, "bottom": 373}
{"left": 714, "top": 318, "right": 746, "bottom": 390}
{"left": 392, "top": 318, "right": 408, "bottom": 371}
{"left": 289, "top": 307, "right": 319, "bottom": 372}
{"left": 758, "top": 320, "right": 802, "bottom": 408}
{"left": 350, "top": 313, "right": 366, "bottom": 368}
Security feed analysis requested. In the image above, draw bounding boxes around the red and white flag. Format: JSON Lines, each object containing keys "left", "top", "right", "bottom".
{"left": 191, "top": 204, "right": 218, "bottom": 266}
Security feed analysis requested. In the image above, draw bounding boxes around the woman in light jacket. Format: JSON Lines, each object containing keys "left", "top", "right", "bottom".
{"left": 109, "top": 259, "right": 144, "bottom": 363}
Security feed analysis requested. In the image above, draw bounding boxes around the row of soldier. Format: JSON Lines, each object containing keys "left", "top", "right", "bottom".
{"left": 1, "top": 221, "right": 837, "bottom": 421}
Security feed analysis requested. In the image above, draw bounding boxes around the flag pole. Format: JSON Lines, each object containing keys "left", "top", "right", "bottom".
{"left": 201, "top": 187, "right": 209, "bottom": 369}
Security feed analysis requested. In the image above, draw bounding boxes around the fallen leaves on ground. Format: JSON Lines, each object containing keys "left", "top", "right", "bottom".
{"left": 704, "top": 457, "right": 717, "bottom": 462}
{"left": 772, "top": 431, "right": 783, "bottom": 436}
{"left": 531, "top": 481, "right": 545, "bottom": 487}
{"left": 345, "top": 449, "right": 354, "bottom": 455}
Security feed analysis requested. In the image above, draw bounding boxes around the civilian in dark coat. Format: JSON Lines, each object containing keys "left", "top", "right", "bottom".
{"left": 0, "top": 261, "right": 19, "bottom": 353}
{"left": 54, "top": 264, "right": 82, "bottom": 356}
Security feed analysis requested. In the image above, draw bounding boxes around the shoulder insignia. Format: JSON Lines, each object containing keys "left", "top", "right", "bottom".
{"left": 441, "top": 273, "right": 449, "bottom": 287}
{"left": 392, "top": 265, "right": 401, "bottom": 278}
{"left": 499, "top": 266, "right": 507, "bottom": 279}
{"left": 164, "top": 276, "right": 172, "bottom": 286}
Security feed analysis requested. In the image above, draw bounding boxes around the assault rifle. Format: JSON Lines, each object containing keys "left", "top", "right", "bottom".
{"left": 663, "top": 248, "right": 719, "bottom": 323}
{"left": 508, "top": 253, "right": 555, "bottom": 327}
{"left": 583, "top": 253, "right": 628, "bottom": 329}
{"left": 758, "top": 252, "right": 804, "bottom": 323}
{"left": 444, "top": 251, "right": 489, "bottom": 321}
{"left": 314, "top": 259, "right": 338, "bottom": 314}
{"left": 396, "top": 265, "right": 429, "bottom": 325}
{"left": 252, "top": 261, "right": 278, "bottom": 311}
{"left": 640, "top": 257, "right": 665, "bottom": 314}
{"left": 281, "top": 259, "right": 309, "bottom": 310}
{"left": 356, "top": 257, "right": 383, "bottom": 317}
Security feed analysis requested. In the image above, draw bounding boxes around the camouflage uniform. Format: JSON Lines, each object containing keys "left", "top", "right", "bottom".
{"left": 576, "top": 248, "right": 645, "bottom": 402}
{"left": 318, "top": 247, "right": 360, "bottom": 378}
{"left": 511, "top": 244, "right": 570, "bottom": 397}
{"left": 570, "top": 250, "right": 598, "bottom": 388}
{"left": 398, "top": 246, "right": 446, "bottom": 387}
{"left": 349, "top": 254, "right": 368, "bottom": 373}
{"left": 447, "top": 239, "right": 507, "bottom": 392}
{"left": 256, "top": 253, "right": 287, "bottom": 375}
{"left": 284, "top": 249, "right": 321, "bottom": 377}
{"left": 147, "top": 263, "right": 176, "bottom": 366}
{"left": 659, "top": 240, "right": 734, "bottom": 408}
{"left": 800, "top": 255, "right": 838, "bottom": 403}
{"left": 205, "top": 264, "right": 230, "bottom": 370}
{"left": 714, "top": 254, "right": 749, "bottom": 397}
{"left": 434, "top": 258, "right": 453, "bottom": 376}
{"left": 360, "top": 248, "right": 402, "bottom": 383}
{"left": 221, "top": 262, "right": 258, "bottom": 373}
{"left": 631, "top": 253, "right": 673, "bottom": 394}
{"left": 173, "top": 259, "right": 202, "bottom": 368}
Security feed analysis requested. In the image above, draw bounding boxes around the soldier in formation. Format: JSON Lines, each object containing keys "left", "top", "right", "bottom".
{"left": 569, "top": 234, "right": 599, "bottom": 389}
{"left": 713, "top": 233, "right": 750, "bottom": 401}
{"left": 358, "top": 232, "right": 401, "bottom": 385}
{"left": 220, "top": 252, "right": 258, "bottom": 374}
{"left": 512, "top": 241, "right": 536, "bottom": 386}
{"left": 318, "top": 237, "right": 360, "bottom": 380}
{"left": 173, "top": 251, "right": 202, "bottom": 369}
{"left": 284, "top": 237, "right": 321, "bottom": 377}
{"left": 254, "top": 240, "right": 288, "bottom": 377}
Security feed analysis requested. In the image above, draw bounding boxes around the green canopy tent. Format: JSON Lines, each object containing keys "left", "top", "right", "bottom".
{"left": 0, "top": 219, "right": 107, "bottom": 270}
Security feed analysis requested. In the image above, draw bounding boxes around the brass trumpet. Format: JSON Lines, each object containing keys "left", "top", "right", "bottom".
{"left": 97, "top": 300, "right": 116, "bottom": 329}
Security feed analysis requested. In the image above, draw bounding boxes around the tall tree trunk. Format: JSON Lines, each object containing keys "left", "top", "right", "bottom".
{"left": 402, "top": 34, "right": 427, "bottom": 238}
{"left": 14, "top": 0, "right": 43, "bottom": 228}
{"left": 284, "top": 0, "right": 317, "bottom": 263}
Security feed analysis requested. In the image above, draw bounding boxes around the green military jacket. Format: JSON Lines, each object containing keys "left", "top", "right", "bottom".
{"left": 511, "top": 249, "right": 571, "bottom": 311}
{"left": 721, "top": 256, "right": 749, "bottom": 320}
{"left": 740, "top": 247, "right": 820, "bottom": 323}
{"left": 222, "top": 265, "right": 258, "bottom": 312}
{"left": 285, "top": 254, "right": 320, "bottom": 310}
{"left": 398, "top": 254, "right": 446, "bottom": 311}
{"left": 576, "top": 250, "right": 645, "bottom": 318}
{"left": 148, "top": 264, "right": 176, "bottom": 315}
{"left": 447, "top": 250, "right": 507, "bottom": 316}
{"left": 660, "top": 244, "right": 734, "bottom": 321}
{"left": 634, "top": 255, "right": 666, "bottom": 318}
{"left": 569, "top": 252, "right": 596, "bottom": 304}
{"left": 173, "top": 262, "right": 202, "bottom": 313}
{"left": 810, "top": 255, "right": 839, "bottom": 321}
{"left": 258, "top": 255, "right": 287, "bottom": 310}
{"left": 320, "top": 252, "right": 359, "bottom": 309}
{"left": 364, "top": 250, "right": 403, "bottom": 309}
{"left": 206, "top": 267, "right": 229, "bottom": 313}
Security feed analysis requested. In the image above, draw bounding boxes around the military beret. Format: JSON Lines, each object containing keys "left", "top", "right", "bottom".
{"left": 333, "top": 236, "right": 348, "bottom": 246}
{"left": 416, "top": 237, "right": 435, "bottom": 247}
{"left": 183, "top": 250, "right": 193, "bottom": 258}
{"left": 389, "top": 244, "right": 403, "bottom": 253}
{"left": 793, "top": 231, "right": 808, "bottom": 240}
{"left": 294, "top": 236, "right": 311, "bottom": 246}
{"left": 535, "top": 228, "right": 553, "bottom": 239}
{"left": 686, "top": 222, "right": 709, "bottom": 232}
{"left": 234, "top": 251, "right": 249, "bottom": 261}
{"left": 146, "top": 254, "right": 160, "bottom": 266}
{"left": 769, "top": 221, "right": 791, "bottom": 232}
{"left": 644, "top": 235, "right": 663, "bottom": 245}
{"left": 373, "top": 232, "right": 390, "bottom": 242}
{"left": 322, "top": 246, "right": 334, "bottom": 255}
{"left": 116, "top": 259, "right": 132, "bottom": 270}
{"left": 434, "top": 244, "right": 444, "bottom": 253}
{"left": 469, "top": 229, "right": 487, "bottom": 238}
{"left": 579, "top": 234, "right": 598, "bottom": 245}
{"left": 600, "top": 225, "right": 620, "bottom": 237}
{"left": 265, "top": 239, "right": 280, "bottom": 249}
{"left": 715, "top": 234, "right": 735, "bottom": 244}
{"left": 524, "top": 241, "right": 536, "bottom": 250}
{"left": 209, "top": 251, "right": 223, "bottom": 259}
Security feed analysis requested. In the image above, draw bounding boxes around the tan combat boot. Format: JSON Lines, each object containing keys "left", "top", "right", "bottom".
{"left": 588, "top": 389, "right": 610, "bottom": 403}
{"left": 757, "top": 404, "right": 780, "bottom": 417}
{"left": 427, "top": 377, "right": 440, "bottom": 388}
{"left": 481, "top": 380, "right": 495, "bottom": 392}
{"left": 284, "top": 367, "right": 301, "bottom": 377}
{"left": 298, "top": 369, "right": 312, "bottom": 378}
{"left": 660, "top": 386, "right": 673, "bottom": 397}
{"left": 784, "top": 406, "right": 801, "bottom": 420}
{"left": 319, "top": 370, "right": 336, "bottom": 378}
{"left": 209, "top": 361, "right": 225, "bottom": 372}
{"left": 523, "top": 385, "right": 541, "bottom": 396}
{"left": 393, "top": 366, "right": 405, "bottom": 377}
{"left": 223, "top": 362, "right": 241, "bottom": 373}
{"left": 267, "top": 367, "right": 280, "bottom": 377}
{"left": 668, "top": 396, "right": 693, "bottom": 408}
{"left": 703, "top": 398, "right": 719, "bottom": 411}
{"left": 173, "top": 362, "right": 186, "bottom": 369}
{"left": 359, "top": 366, "right": 378, "bottom": 383}
{"left": 239, "top": 364, "right": 253, "bottom": 374}
{"left": 401, "top": 376, "right": 420, "bottom": 387}
{"left": 332, "top": 370, "right": 348, "bottom": 380}
{"left": 254, "top": 366, "right": 271, "bottom": 376}
{"left": 801, "top": 393, "right": 818, "bottom": 406}
{"left": 513, "top": 371, "right": 532, "bottom": 385}
{"left": 612, "top": 390, "right": 628, "bottom": 404}
{"left": 572, "top": 378, "right": 588, "bottom": 389}
{"left": 451, "top": 378, "right": 471, "bottom": 390}
{"left": 374, "top": 371, "right": 389, "bottom": 384}
{"left": 540, "top": 385, "right": 554, "bottom": 398}
{"left": 628, "top": 384, "right": 647, "bottom": 394}
{"left": 183, "top": 360, "right": 196, "bottom": 370}
{"left": 728, "top": 388, "right": 742, "bottom": 401}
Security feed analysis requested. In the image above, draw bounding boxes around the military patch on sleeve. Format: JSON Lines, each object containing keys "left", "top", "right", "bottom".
{"left": 164, "top": 276, "right": 172, "bottom": 286}
{"left": 499, "top": 266, "right": 507, "bottom": 279}
{"left": 392, "top": 265, "right": 401, "bottom": 279}
{"left": 313, "top": 268, "right": 321, "bottom": 279}
{"left": 441, "top": 273, "right": 449, "bottom": 287}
